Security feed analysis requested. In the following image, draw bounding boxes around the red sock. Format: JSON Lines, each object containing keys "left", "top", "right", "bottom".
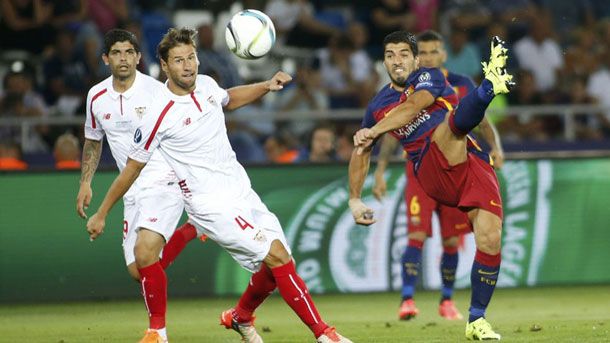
{"left": 271, "top": 261, "right": 328, "bottom": 338}
{"left": 234, "top": 264, "right": 276, "bottom": 322}
{"left": 138, "top": 262, "right": 167, "bottom": 329}
{"left": 160, "top": 223, "right": 197, "bottom": 269}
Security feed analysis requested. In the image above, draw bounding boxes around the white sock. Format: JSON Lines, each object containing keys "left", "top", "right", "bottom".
{"left": 153, "top": 327, "right": 167, "bottom": 340}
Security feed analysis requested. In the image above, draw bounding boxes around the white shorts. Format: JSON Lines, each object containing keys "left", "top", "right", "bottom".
{"left": 187, "top": 189, "right": 291, "bottom": 273}
{"left": 122, "top": 184, "right": 185, "bottom": 265}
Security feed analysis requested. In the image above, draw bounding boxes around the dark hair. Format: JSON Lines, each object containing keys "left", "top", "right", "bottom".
{"left": 383, "top": 31, "right": 418, "bottom": 56}
{"left": 157, "top": 27, "right": 197, "bottom": 62}
{"left": 103, "top": 29, "right": 140, "bottom": 55}
{"left": 416, "top": 30, "right": 444, "bottom": 43}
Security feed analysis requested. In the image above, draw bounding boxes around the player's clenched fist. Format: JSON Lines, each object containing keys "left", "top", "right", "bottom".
{"left": 348, "top": 198, "right": 376, "bottom": 226}
{"left": 353, "top": 128, "right": 378, "bottom": 154}
{"left": 266, "top": 71, "right": 292, "bottom": 91}
{"left": 87, "top": 213, "right": 106, "bottom": 241}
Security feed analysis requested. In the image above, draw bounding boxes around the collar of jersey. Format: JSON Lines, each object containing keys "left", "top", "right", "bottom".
{"left": 162, "top": 80, "right": 203, "bottom": 104}
{"left": 107, "top": 71, "right": 142, "bottom": 100}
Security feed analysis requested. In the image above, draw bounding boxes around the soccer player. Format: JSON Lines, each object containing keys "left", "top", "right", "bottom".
{"left": 76, "top": 29, "right": 200, "bottom": 343}
{"left": 349, "top": 31, "right": 513, "bottom": 340}
{"left": 371, "top": 30, "right": 504, "bottom": 321}
{"left": 86, "top": 28, "right": 352, "bottom": 343}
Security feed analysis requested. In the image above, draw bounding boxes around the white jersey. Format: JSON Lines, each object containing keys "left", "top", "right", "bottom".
{"left": 85, "top": 71, "right": 179, "bottom": 202}
{"left": 129, "top": 75, "right": 251, "bottom": 206}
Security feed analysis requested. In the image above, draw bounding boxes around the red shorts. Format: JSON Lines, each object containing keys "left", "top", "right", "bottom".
{"left": 414, "top": 140, "right": 503, "bottom": 219}
{"left": 405, "top": 161, "right": 471, "bottom": 238}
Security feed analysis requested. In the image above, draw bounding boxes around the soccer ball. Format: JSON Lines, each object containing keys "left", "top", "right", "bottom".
{"left": 225, "top": 9, "right": 276, "bottom": 59}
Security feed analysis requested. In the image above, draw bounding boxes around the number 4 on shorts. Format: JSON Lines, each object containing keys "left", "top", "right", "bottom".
{"left": 235, "top": 215, "right": 254, "bottom": 230}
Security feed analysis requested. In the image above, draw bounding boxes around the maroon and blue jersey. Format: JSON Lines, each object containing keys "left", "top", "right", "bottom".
{"left": 362, "top": 67, "right": 458, "bottom": 163}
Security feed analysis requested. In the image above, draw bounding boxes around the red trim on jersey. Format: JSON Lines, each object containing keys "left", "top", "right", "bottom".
{"left": 89, "top": 88, "right": 107, "bottom": 129}
{"left": 144, "top": 101, "right": 174, "bottom": 151}
{"left": 190, "top": 92, "right": 202, "bottom": 112}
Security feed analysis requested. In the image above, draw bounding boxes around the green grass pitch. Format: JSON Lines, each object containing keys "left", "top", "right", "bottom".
{"left": 1, "top": 285, "right": 608, "bottom": 342}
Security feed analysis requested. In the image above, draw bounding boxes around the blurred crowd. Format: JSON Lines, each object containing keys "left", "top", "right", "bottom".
{"left": 1, "top": 0, "right": 610, "bottom": 170}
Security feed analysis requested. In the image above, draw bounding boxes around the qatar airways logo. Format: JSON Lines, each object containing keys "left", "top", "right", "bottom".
{"left": 394, "top": 110, "right": 431, "bottom": 137}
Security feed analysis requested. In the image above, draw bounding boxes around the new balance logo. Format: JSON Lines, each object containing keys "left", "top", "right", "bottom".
{"left": 184, "top": 117, "right": 191, "bottom": 126}
{"left": 103, "top": 113, "right": 111, "bottom": 120}
{"left": 147, "top": 217, "right": 158, "bottom": 222}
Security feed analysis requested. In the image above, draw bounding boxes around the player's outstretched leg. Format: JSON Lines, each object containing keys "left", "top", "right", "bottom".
{"left": 266, "top": 240, "right": 352, "bottom": 343}
{"left": 220, "top": 265, "right": 275, "bottom": 343}
{"left": 465, "top": 209, "right": 502, "bottom": 340}
{"left": 438, "top": 243, "right": 463, "bottom": 320}
{"left": 398, "top": 238, "right": 423, "bottom": 320}
{"left": 449, "top": 36, "right": 514, "bottom": 136}
{"left": 159, "top": 222, "right": 198, "bottom": 269}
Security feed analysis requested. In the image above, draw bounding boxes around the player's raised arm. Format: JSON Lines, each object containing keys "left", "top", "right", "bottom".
{"left": 225, "top": 71, "right": 292, "bottom": 110}
{"left": 86, "top": 158, "right": 146, "bottom": 241}
{"left": 354, "top": 90, "right": 435, "bottom": 153}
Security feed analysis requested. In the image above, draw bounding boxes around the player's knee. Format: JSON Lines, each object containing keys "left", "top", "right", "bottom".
{"left": 134, "top": 241, "right": 159, "bottom": 268}
{"left": 408, "top": 231, "right": 427, "bottom": 242}
{"left": 442, "top": 236, "right": 459, "bottom": 248}
{"left": 475, "top": 227, "right": 502, "bottom": 254}
{"left": 264, "top": 239, "right": 291, "bottom": 268}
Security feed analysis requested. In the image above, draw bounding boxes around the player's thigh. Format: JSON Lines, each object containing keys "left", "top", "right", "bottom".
{"left": 431, "top": 113, "right": 468, "bottom": 166}
{"left": 405, "top": 175, "right": 436, "bottom": 237}
{"left": 188, "top": 192, "right": 291, "bottom": 273}
{"left": 438, "top": 204, "right": 471, "bottom": 239}
{"left": 134, "top": 186, "right": 185, "bottom": 243}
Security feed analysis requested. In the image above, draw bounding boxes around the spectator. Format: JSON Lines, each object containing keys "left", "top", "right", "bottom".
{"left": 53, "top": 132, "right": 81, "bottom": 169}
{"left": 440, "top": 0, "right": 491, "bottom": 38}
{"left": 334, "top": 124, "right": 359, "bottom": 162}
{"left": 557, "top": 75, "right": 603, "bottom": 140}
{"left": 444, "top": 28, "right": 483, "bottom": 79}
{"left": 0, "top": 0, "right": 55, "bottom": 54}
{"left": 297, "top": 123, "right": 336, "bottom": 162}
{"left": 317, "top": 34, "right": 373, "bottom": 108}
{"left": 87, "top": 0, "right": 129, "bottom": 34}
{"left": 0, "top": 69, "right": 50, "bottom": 153}
{"left": 264, "top": 131, "right": 299, "bottom": 163}
{"left": 42, "top": 29, "right": 92, "bottom": 115}
{"left": 369, "top": 0, "right": 416, "bottom": 58}
{"left": 587, "top": 49, "right": 610, "bottom": 137}
{"left": 408, "top": 0, "right": 440, "bottom": 33}
{"left": 514, "top": 14, "right": 564, "bottom": 93}
{"left": 505, "top": 70, "right": 549, "bottom": 141}
{"left": 196, "top": 24, "right": 241, "bottom": 88}
{"left": 47, "top": 0, "right": 103, "bottom": 79}
{"left": 265, "top": 0, "right": 340, "bottom": 48}
{"left": 0, "top": 140, "right": 28, "bottom": 170}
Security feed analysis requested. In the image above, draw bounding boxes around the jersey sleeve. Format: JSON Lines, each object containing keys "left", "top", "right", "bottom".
{"left": 412, "top": 68, "right": 447, "bottom": 98}
{"left": 129, "top": 101, "right": 171, "bottom": 163}
{"left": 84, "top": 90, "right": 105, "bottom": 141}
{"left": 361, "top": 102, "right": 377, "bottom": 128}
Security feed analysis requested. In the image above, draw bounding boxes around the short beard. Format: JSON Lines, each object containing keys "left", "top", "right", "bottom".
{"left": 389, "top": 75, "right": 407, "bottom": 88}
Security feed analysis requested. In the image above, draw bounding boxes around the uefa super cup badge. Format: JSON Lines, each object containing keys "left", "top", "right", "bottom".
{"left": 135, "top": 107, "right": 146, "bottom": 119}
